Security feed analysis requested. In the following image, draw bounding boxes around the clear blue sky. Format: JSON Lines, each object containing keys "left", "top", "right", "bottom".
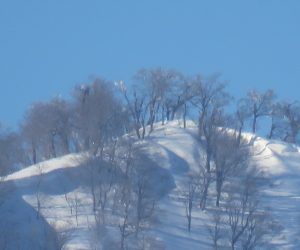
{"left": 1, "top": 0, "right": 300, "bottom": 128}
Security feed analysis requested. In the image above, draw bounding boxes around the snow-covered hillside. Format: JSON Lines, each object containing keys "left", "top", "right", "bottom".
{"left": 2, "top": 121, "right": 300, "bottom": 249}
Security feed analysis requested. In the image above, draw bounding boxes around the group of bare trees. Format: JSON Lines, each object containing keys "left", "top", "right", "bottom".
{"left": 118, "top": 69, "right": 300, "bottom": 147}
{"left": 237, "top": 89, "right": 300, "bottom": 143}
{"left": 208, "top": 172, "right": 275, "bottom": 250}
{"left": 181, "top": 127, "right": 277, "bottom": 249}
{"left": 21, "top": 98, "right": 71, "bottom": 164}
{"left": 0, "top": 67, "right": 297, "bottom": 249}
{"left": 0, "top": 126, "right": 25, "bottom": 175}
{"left": 175, "top": 78, "right": 282, "bottom": 249}
{"left": 17, "top": 79, "right": 128, "bottom": 166}
{"left": 117, "top": 68, "right": 195, "bottom": 139}
{"left": 82, "top": 137, "right": 160, "bottom": 249}
{"left": 0, "top": 67, "right": 299, "bottom": 175}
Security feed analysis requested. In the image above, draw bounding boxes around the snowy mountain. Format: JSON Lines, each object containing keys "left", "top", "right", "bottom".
{"left": 2, "top": 121, "right": 300, "bottom": 250}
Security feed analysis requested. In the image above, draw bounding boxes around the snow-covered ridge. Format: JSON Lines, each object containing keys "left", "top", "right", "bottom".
{"left": 6, "top": 153, "right": 86, "bottom": 182}
{"left": 2, "top": 121, "right": 300, "bottom": 249}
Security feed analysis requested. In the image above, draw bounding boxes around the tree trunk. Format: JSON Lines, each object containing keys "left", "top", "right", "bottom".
{"left": 142, "top": 124, "right": 146, "bottom": 139}
{"left": 135, "top": 125, "right": 141, "bottom": 139}
{"left": 200, "top": 183, "right": 209, "bottom": 210}
{"left": 63, "top": 135, "right": 70, "bottom": 154}
{"left": 188, "top": 198, "right": 192, "bottom": 232}
{"left": 237, "top": 126, "right": 243, "bottom": 146}
{"left": 187, "top": 213, "right": 191, "bottom": 232}
{"left": 161, "top": 106, "right": 165, "bottom": 125}
{"left": 216, "top": 183, "right": 221, "bottom": 207}
{"left": 268, "top": 124, "right": 275, "bottom": 139}
{"left": 252, "top": 115, "right": 257, "bottom": 133}
{"left": 215, "top": 172, "right": 223, "bottom": 207}
{"left": 183, "top": 103, "right": 187, "bottom": 129}
{"left": 51, "top": 134, "right": 57, "bottom": 158}
{"left": 32, "top": 143, "right": 37, "bottom": 164}
{"left": 198, "top": 111, "right": 206, "bottom": 137}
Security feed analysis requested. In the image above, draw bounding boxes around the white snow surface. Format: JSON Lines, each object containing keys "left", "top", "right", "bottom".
{"left": 2, "top": 120, "right": 300, "bottom": 249}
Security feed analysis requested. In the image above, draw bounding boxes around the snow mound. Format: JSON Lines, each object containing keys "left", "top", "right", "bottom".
{"left": 2, "top": 121, "right": 300, "bottom": 249}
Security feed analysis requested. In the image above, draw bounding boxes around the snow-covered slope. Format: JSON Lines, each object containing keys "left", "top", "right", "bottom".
{"left": 2, "top": 121, "right": 300, "bottom": 249}
{"left": 252, "top": 137, "right": 300, "bottom": 248}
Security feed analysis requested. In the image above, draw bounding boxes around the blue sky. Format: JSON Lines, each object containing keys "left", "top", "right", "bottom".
{"left": 1, "top": 0, "right": 300, "bottom": 128}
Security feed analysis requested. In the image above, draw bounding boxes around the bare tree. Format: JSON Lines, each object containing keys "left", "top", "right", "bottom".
{"left": 199, "top": 107, "right": 227, "bottom": 210}
{"left": 97, "top": 143, "right": 119, "bottom": 225}
{"left": 240, "top": 210, "right": 273, "bottom": 250}
{"left": 84, "top": 137, "right": 136, "bottom": 241}
{"left": 134, "top": 68, "right": 176, "bottom": 133}
{"left": 35, "top": 163, "right": 44, "bottom": 219}
{"left": 225, "top": 178, "right": 257, "bottom": 250}
{"left": 132, "top": 163, "right": 156, "bottom": 236}
{"left": 191, "top": 74, "right": 230, "bottom": 136}
{"left": 49, "top": 98, "right": 72, "bottom": 154}
{"left": 186, "top": 74, "right": 231, "bottom": 210}
{"left": 72, "top": 79, "right": 126, "bottom": 152}
{"left": 182, "top": 175, "right": 198, "bottom": 232}
{"left": 163, "top": 74, "right": 195, "bottom": 128}
{"left": 207, "top": 208, "right": 224, "bottom": 250}
{"left": 279, "top": 101, "right": 300, "bottom": 143}
{"left": 223, "top": 170, "right": 275, "bottom": 250}
{"left": 212, "top": 129, "right": 249, "bottom": 207}
{"left": 234, "top": 102, "right": 250, "bottom": 146}
{"left": 118, "top": 68, "right": 191, "bottom": 138}
{"left": 21, "top": 106, "right": 45, "bottom": 164}
{"left": 118, "top": 179, "right": 135, "bottom": 250}
{"left": 239, "top": 89, "right": 275, "bottom": 133}
{"left": 117, "top": 80, "right": 149, "bottom": 140}
{"left": 65, "top": 191, "right": 81, "bottom": 227}
{"left": 86, "top": 155, "right": 116, "bottom": 225}
{"left": 21, "top": 97, "right": 72, "bottom": 162}
{"left": 108, "top": 138, "right": 159, "bottom": 248}
{"left": 0, "top": 128, "right": 25, "bottom": 173}
{"left": 116, "top": 172, "right": 156, "bottom": 249}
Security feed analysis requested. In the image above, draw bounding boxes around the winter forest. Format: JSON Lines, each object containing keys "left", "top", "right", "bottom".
{"left": 1, "top": 68, "right": 300, "bottom": 249}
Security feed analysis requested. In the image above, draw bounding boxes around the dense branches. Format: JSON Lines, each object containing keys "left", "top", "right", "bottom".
{"left": 2, "top": 68, "right": 296, "bottom": 171}
{"left": 0, "top": 128, "right": 24, "bottom": 175}
{"left": 238, "top": 90, "right": 275, "bottom": 133}
{"left": 72, "top": 79, "right": 127, "bottom": 153}
{"left": 212, "top": 129, "right": 249, "bottom": 207}
{"left": 21, "top": 98, "right": 72, "bottom": 163}
{"left": 0, "top": 67, "right": 292, "bottom": 249}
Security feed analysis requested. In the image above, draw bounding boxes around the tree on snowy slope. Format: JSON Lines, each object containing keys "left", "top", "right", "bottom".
{"left": 191, "top": 74, "right": 230, "bottom": 137}
{"left": 86, "top": 141, "right": 119, "bottom": 225}
{"left": 234, "top": 101, "right": 251, "bottom": 146}
{"left": 134, "top": 68, "right": 174, "bottom": 133}
{"left": 117, "top": 80, "right": 149, "bottom": 140}
{"left": 109, "top": 139, "right": 160, "bottom": 249}
{"left": 212, "top": 129, "right": 250, "bottom": 207}
{"left": 238, "top": 89, "right": 275, "bottom": 134}
{"left": 206, "top": 168, "right": 278, "bottom": 250}
{"left": 266, "top": 100, "right": 300, "bottom": 143}
{"left": 278, "top": 101, "right": 300, "bottom": 143}
{"left": 197, "top": 106, "right": 230, "bottom": 209}
{"left": 224, "top": 172, "right": 276, "bottom": 250}
{"left": 161, "top": 72, "right": 195, "bottom": 128}
{"left": 267, "top": 101, "right": 286, "bottom": 139}
{"left": 118, "top": 68, "right": 195, "bottom": 139}
{"left": 0, "top": 127, "right": 24, "bottom": 174}
{"left": 21, "top": 97, "right": 72, "bottom": 163}
{"left": 72, "top": 78, "right": 128, "bottom": 154}
{"left": 182, "top": 174, "right": 198, "bottom": 232}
